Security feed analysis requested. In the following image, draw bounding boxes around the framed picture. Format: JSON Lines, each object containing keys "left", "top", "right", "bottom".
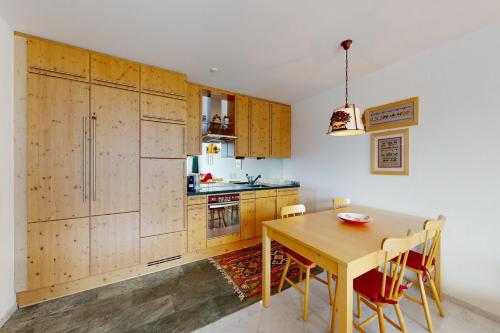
{"left": 371, "top": 128, "right": 409, "bottom": 176}
{"left": 364, "top": 97, "right": 418, "bottom": 132}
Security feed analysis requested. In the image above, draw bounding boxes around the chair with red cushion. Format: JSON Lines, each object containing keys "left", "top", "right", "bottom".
{"left": 277, "top": 204, "right": 335, "bottom": 321}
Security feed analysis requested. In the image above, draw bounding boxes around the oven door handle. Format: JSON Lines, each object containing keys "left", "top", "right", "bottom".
{"left": 208, "top": 202, "right": 239, "bottom": 209}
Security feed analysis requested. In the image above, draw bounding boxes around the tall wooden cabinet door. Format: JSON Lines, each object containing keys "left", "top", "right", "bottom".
{"left": 186, "top": 83, "right": 202, "bottom": 155}
{"left": 90, "top": 212, "right": 140, "bottom": 275}
{"left": 271, "top": 103, "right": 291, "bottom": 158}
{"left": 187, "top": 204, "right": 207, "bottom": 252}
{"left": 141, "top": 159, "right": 185, "bottom": 237}
{"left": 141, "top": 121, "right": 186, "bottom": 158}
{"left": 255, "top": 197, "right": 276, "bottom": 237}
{"left": 27, "top": 217, "right": 90, "bottom": 289}
{"left": 90, "top": 85, "right": 140, "bottom": 216}
{"left": 141, "top": 64, "right": 187, "bottom": 99}
{"left": 235, "top": 95, "right": 249, "bottom": 157}
{"left": 27, "top": 37, "right": 89, "bottom": 82}
{"left": 249, "top": 98, "right": 271, "bottom": 157}
{"left": 27, "top": 74, "right": 90, "bottom": 223}
{"left": 240, "top": 199, "right": 256, "bottom": 240}
{"left": 141, "top": 93, "right": 187, "bottom": 123}
{"left": 90, "top": 52, "right": 140, "bottom": 91}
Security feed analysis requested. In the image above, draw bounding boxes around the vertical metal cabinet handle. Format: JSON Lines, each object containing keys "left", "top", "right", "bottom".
{"left": 182, "top": 126, "right": 186, "bottom": 155}
{"left": 92, "top": 116, "right": 97, "bottom": 201}
{"left": 82, "top": 117, "right": 86, "bottom": 201}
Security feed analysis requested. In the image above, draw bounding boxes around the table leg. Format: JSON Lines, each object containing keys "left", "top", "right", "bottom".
{"left": 435, "top": 237, "right": 442, "bottom": 299}
{"left": 336, "top": 265, "right": 353, "bottom": 333}
{"left": 262, "top": 225, "right": 271, "bottom": 307}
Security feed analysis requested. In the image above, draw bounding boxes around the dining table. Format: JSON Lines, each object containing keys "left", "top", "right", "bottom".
{"left": 261, "top": 205, "right": 441, "bottom": 333}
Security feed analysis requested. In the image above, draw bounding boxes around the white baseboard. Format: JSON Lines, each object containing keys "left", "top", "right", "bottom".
{"left": 444, "top": 293, "right": 500, "bottom": 324}
{"left": 0, "top": 302, "right": 17, "bottom": 328}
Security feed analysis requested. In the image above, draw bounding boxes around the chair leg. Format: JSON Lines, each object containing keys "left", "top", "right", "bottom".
{"left": 299, "top": 268, "right": 303, "bottom": 283}
{"left": 427, "top": 272, "right": 445, "bottom": 317}
{"left": 327, "top": 271, "right": 334, "bottom": 305}
{"left": 330, "top": 277, "right": 338, "bottom": 333}
{"left": 394, "top": 303, "right": 408, "bottom": 333}
{"left": 418, "top": 272, "right": 434, "bottom": 333}
{"left": 278, "top": 257, "right": 291, "bottom": 293}
{"left": 303, "top": 267, "right": 311, "bottom": 320}
{"left": 376, "top": 305, "right": 386, "bottom": 333}
{"left": 357, "top": 293, "right": 362, "bottom": 318}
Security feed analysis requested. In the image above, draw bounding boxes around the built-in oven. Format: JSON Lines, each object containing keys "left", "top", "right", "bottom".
{"left": 207, "top": 193, "right": 240, "bottom": 240}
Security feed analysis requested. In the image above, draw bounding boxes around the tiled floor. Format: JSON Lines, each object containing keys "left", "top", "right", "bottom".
{"left": 195, "top": 272, "right": 500, "bottom": 333}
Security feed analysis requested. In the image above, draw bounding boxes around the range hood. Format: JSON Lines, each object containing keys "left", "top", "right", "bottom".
{"left": 201, "top": 91, "right": 237, "bottom": 143}
{"left": 203, "top": 133, "right": 237, "bottom": 143}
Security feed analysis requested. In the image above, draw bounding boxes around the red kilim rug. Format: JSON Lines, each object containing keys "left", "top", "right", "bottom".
{"left": 208, "top": 241, "right": 301, "bottom": 300}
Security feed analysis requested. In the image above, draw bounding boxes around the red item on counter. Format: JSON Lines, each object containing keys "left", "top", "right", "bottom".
{"left": 200, "top": 173, "right": 213, "bottom": 183}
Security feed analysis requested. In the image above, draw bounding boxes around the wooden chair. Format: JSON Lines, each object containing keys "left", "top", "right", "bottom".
{"left": 278, "top": 204, "right": 335, "bottom": 321}
{"left": 396, "top": 216, "right": 445, "bottom": 333}
{"left": 332, "top": 197, "right": 351, "bottom": 209}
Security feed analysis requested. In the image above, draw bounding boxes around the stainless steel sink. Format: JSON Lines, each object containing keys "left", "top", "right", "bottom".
{"left": 246, "top": 184, "right": 271, "bottom": 188}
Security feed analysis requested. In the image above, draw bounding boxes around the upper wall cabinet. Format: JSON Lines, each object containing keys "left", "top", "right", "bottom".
{"left": 186, "top": 83, "right": 202, "bottom": 155}
{"left": 90, "top": 52, "right": 140, "bottom": 91}
{"left": 249, "top": 98, "right": 271, "bottom": 157}
{"left": 235, "top": 95, "right": 250, "bottom": 157}
{"left": 141, "top": 64, "right": 187, "bottom": 99}
{"left": 141, "top": 93, "right": 187, "bottom": 123}
{"left": 27, "top": 37, "right": 89, "bottom": 82}
{"left": 271, "top": 103, "right": 291, "bottom": 158}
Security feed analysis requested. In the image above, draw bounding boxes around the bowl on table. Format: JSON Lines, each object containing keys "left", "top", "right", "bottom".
{"left": 337, "top": 212, "right": 372, "bottom": 225}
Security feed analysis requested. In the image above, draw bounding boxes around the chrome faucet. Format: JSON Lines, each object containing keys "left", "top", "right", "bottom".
{"left": 246, "top": 174, "right": 262, "bottom": 186}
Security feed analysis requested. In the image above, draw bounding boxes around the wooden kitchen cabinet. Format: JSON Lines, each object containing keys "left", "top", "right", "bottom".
{"left": 271, "top": 103, "right": 292, "bottom": 158}
{"left": 90, "top": 212, "right": 140, "bottom": 275}
{"left": 240, "top": 199, "right": 256, "bottom": 240}
{"left": 141, "top": 231, "right": 187, "bottom": 264}
{"left": 27, "top": 37, "right": 89, "bottom": 82}
{"left": 141, "top": 121, "right": 186, "bottom": 158}
{"left": 235, "top": 95, "right": 250, "bottom": 157}
{"left": 27, "top": 218, "right": 90, "bottom": 289}
{"left": 141, "top": 64, "right": 187, "bottom": 99}
{"left": 255, "top": 197, "right": 276, "bottom": 237}
{"left": 140, "top": 159, "right": 185, "bottom": 237}
{"left": 90, "top": 52, "right": 140, "bottom": 90}
{"left": 249, "top": 98, "right": 271, "bottom": 157}
{"left": 27, "top": 74, "right": 90, "bottom": 223}
{"left": 277, "top": 189, "right": 300, "bottom": 215}
{"left": 90, "top": 85, "right": 140, "bottom": 216}
{"left": 186, "top": 83, "right": 202, "bottom": 155}
{"left": 141, "top": 93, "right": 187, "bottom": 123}
{"left": 187, "top": 204, "right": 207, "bottom": 252}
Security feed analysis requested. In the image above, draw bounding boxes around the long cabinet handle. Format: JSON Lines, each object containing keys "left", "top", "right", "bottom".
{"left": 93, "top": 77, "right": 137, "bottom": 88}
{"left": 142, "top": 114, "right": 185, "bottom": 122}
{"left": 82, "top": 117, "right": 87, "bottom": 201}
{"left": 30, "top": 65, "right": 84, "bottom": 78}
{"left": 143, "top": 87, "right": 185, "bottom": 97}
{"left": 182, "top": 126, "right": 186, "bottom": 155}
{"left": 92, "top": 116, "right": 97, "bottom": 201}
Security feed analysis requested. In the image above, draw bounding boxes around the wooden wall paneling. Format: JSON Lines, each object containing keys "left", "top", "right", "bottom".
{"left": 249, "top": 98, "right": 271, "bottom": 157}
{"left": 271, "top": 103, "right": 291, "bottom": 158}
{"left": 240, "top": 199, "right": 256, "bottom": 240}
{"left": 140, "top": 231, "right": 187, "bottom": 264}
{"left": 27, "top": 74, "right": 90, "bottom": 223}
{"left": 27, "top": 218, "right": 90, "bottom": 289}
{"left": 235, "top": 95, "right": 249, "bottom": 157}
{"left": 90, "top": 212, "right": 140, "bottom": 275}
{"left": 141, "top": 64, "right": 187, "bottom": 99}
{"left": 141, "top": 121, "right": 186, "bottom": 158}
{"left": 90, "top": 52, "right": 140, "bottom": 91}
{"left": 90, "top": 85, "right": 140, "bottom": 216}
{"left": 27, "top": 37, "right": 89, "bottom": 82}
{"left": 255, "top": 197, "right": 276, "bottom": 237}
{"left": 141, "top": 93, "right": 187, "bottom": 123}
{"left": 186, "top": 83, "right": 202, "bottom": 155}
{"left": 187, "top": 204, "right": 207, "bottom": 252}
{"left": 140, "top": 159, "right": 185, "bottom": 237}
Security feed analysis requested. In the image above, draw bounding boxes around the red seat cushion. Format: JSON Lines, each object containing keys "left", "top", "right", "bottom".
{"left": 392, "top": 250, "right": 435, "bottom": 272}
{"left": 354, "top": 269, "right": 408, "bottom": 304}
{"left": 284, "top": 248, "right": 315, "bottom": 267}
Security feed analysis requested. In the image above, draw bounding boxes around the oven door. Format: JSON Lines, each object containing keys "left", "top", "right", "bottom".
{"left": 207, "top": 200, "right": 240, "bottom": 239}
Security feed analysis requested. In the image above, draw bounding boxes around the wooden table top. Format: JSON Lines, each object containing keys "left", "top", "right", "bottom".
{"left": 263, "top": 205, "right": 428, "bottom": 266}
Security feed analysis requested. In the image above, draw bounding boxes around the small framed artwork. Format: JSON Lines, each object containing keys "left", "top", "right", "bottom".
{"left": 371, "top": 128, "right": 409, "bottom": 176}
{"left": 364, "top": 97, "right": 419, "bottom": 132}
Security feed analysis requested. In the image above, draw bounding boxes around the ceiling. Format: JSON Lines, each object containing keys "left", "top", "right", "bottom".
{"left": 1, "top": 0, "right": 500, "bottom": 103}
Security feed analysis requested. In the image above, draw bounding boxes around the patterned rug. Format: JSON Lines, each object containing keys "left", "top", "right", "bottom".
{"left": 208, "top": 241, "right": 301, "bottom": 300}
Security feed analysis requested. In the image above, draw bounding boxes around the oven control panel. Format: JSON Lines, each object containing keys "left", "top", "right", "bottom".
{"left": 207, "top": 193, "right": 240, "bottom": 204}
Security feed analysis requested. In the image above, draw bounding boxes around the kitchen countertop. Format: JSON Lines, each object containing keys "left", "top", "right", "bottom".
{"left": 187, "top": 183, "right": 300, "bottom": 196}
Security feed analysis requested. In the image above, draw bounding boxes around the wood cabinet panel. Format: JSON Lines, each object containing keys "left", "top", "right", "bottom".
{"left": 90, "top": 52, "right": 139, "bottom": 90}
{"left": 90, "top": 212, "right": 140, "bottom": 275}
{"left": 249, "top": 98, "right": 271, "bottom": 157}
{"left": 271, "top": 103, "right": 291, "bottom": 158}
{"left": 27, "top": 37, "right": 89, "bottom": 82}
{"left": 240, "top": 191, "right": 255, "bottom": 200}
{"left": 90, "top": 85, "right": 140, "bottom": 216}
{"left": 187, "top": 204, "right": 207, "bottom": 252}
{"left": 140, "top": 231, "right": 187, "bottom": 264}
{"left": 141, "top": 93, "right": 187, "bottom": 123}
{"left": 277, "top": 193, "right": 300, "bottom": 217}
{"left": 188, "top": 195, "right": 207, "bottom": 206}
{"left": 235, "top": 95, "right": 249, "bottom": 157}
{"left": 141, "top": 64, "right": 187, "bottom": 99}
{"left": 141, "top": 121, "right": 186, "bottom": 158}
{"left": 255, "top": 197, "right": 276, "bottom": 237}
{"left": 255, "top": 189, "right": 277, "bottom": 198}
{"left": 186, "top": 83, "right": 202, "bottom": 155}
{"left": 27, "top": 74, "right": 90, "bottom": 223}
{"left": 240, "top": 199, "right": 256, "bottom": 240}
{"left": 141, "top": 159, "right": 185, "bottom": 237}
{"left": 27, "top": 218, "right": 90, "bottom": 289}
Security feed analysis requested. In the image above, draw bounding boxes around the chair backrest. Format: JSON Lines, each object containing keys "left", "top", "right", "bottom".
{"left": 332, "top": 198, "right": 350, "bottom": 209}
{"left": 420, "top": 215, "right": 445, "bottom": 272}
{"left": 281, "top": 204, "right": 306, "bottom": 219}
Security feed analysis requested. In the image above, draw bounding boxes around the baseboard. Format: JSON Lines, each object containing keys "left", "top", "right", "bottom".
{"left": 0, "top": 302, "right": 17, "bottom": 328}
{"left": 444, "top": 293, "right": 500, "bottom": 324}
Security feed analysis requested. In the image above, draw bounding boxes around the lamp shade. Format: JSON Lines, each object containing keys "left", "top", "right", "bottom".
{"left": 327, "top": 104, "right": 365, "bottom": 136}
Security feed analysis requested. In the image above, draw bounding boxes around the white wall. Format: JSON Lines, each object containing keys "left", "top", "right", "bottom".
{"left": 0, "top": 16, "right": 16, "bottom": 326}
{"left": 284, "top": 23, "right": 500, "bottom": 316}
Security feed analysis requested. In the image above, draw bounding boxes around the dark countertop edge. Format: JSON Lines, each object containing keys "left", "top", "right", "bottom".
{"left": 187, "top": 184, "right": 300, "bottom": 196}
